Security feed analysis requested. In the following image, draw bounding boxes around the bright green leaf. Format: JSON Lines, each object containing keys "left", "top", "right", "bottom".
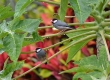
{"left": 1, "top": 61, "right": 24, "bottom": 79}
{"left": 40, "top": 69, "right": 52, "bottom": 78}
{"left": 0, "top": 6, "right": 14, "bottom": 20}
{"left": 60, "top": 65, "right": 101, "bottom": 74}
{"left": 3, "top": 33, "right": 24, "bottom": 62}
{"left": 73, "top": 72, "right": 92, "bottom": 80}
{"left": 69, "top": 0, "right": 98, "bottom": 23}
{"left": 12, "top": 19, "right": 41, "bottom": 33}
{"left": 66, "top": 37, "right": 94, "bottom": 63}
{"left": 14, "top": 0, "right": 33, "bottom": 18}
{"left": 58, "top": 0, "right": 68, "bottom": 21}
{"left": 0, "top": 20, "right": 9, "bottom": 32}
{"left": 88, "top": 71, "right": 104, "bottom": 79}
{"left": 75, "top": 55, "right": 99, "bottom": 67}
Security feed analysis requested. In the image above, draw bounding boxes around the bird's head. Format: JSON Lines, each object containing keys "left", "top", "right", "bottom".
{"left": 36, "top": 48, "right": 42, "bottom": 53}
{"left": 51, "top": 18, "right": 58, "bottom": 24}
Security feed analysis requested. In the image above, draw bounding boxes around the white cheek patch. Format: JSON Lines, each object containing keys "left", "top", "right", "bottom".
{"left": 37, "top": 48, "right": 41, "bottom": 52}
{"left": 53, "top": 20, "right": 57, "bottom": 23}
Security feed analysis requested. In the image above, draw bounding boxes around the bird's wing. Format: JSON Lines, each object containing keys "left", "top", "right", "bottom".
{"left": 57, "top": 20, "right": 70, "bottom": 27}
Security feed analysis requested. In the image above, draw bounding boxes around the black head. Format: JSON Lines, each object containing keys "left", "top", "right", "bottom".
{"left": 51, "top": 18, "right": 58, "bottom": 24}
{"left": 36, "top": 48, "right": 42, "bottom": 53}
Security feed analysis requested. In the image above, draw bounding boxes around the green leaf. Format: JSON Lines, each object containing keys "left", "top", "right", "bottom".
{"left": 73, "top": 72, "right": 92, "bottom": 80}
{"left": 66, "top": 37, "right": 94, "bottom": 63}
{"left": 23, "top": 32, "right": 42, "bottom": 46}
{"left": 40, "top": 69, "right": 52, "bottom": 78}
{"left": 12, "top": 19, "right": 41, "bottom": 33}
{"left": 0, "top": 20, "right": 10, "bottom": 32}
{"left": 60, "top": 65, "right": 101, "bottom": 74}
{"left": 75, "top": 55, "right": 99, "bottom": 67}
{"left": 0, "top": 40, "right": 4, "bottom": 48}
{"left": 88, "top": 71, "right": 104, "bottom": 79}
{"left": 58, "top": 0, "right": 68, "bottom": 21}
{"left": 14, "top": 0, "right": 33, "bottom": 18}
{"left": 90, "top": 75, "right": 106, "bottom": 80}
{"left": 0, "top": 6, "right": 14, "bottom": 20}
{"left": 3, "top": 33, "right": 24, "bottom": 62}
{"left": 1, "top": 61, "right": 24, "bottom": 79}
{"left": 69, "top": 0, "right": 98, "bottom": 23}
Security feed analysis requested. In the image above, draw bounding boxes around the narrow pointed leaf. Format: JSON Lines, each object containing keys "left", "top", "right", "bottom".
{"left": 58, "top": 0, "right": 68, "bottom": 21}
{"left": 1, "top": 61, "right": 24, "bottom": 79}
{"left": 14, "top": 0, "right": 33, "bottom": 18}
{"left": 69, "top": 0, "right": 98, "bottom": 23}
{"left": 67, "top": 37, "right": 94, "bottom": 63}
{"left": 0, "top": 6, "right": 14, "bottom": 20}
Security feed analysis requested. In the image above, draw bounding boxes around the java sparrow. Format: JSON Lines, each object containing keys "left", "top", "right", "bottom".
{"left": 35, "top": 48, "right": 46, "bottom": 61}
{"left": 51, "top": 18, "right": 73, "bottom": 31}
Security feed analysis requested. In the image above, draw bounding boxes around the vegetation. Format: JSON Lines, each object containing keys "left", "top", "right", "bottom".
{"left": 0, "top": 0, "right": 110, "bottom": 80}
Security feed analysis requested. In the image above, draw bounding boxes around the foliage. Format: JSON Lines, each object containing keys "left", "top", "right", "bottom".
{"left": 0, "top": 0, "right": 110, "bottom": 80}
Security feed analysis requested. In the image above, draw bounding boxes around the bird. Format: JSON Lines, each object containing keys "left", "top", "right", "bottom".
{"left": 51, "top": 18, "right": 74, "bottom": 32}
{"left": 35, "top": 48, "right": 47, "bottom": 61}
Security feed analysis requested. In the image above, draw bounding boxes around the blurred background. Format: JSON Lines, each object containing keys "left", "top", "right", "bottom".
{"left": 0, "top": 0, "right": 108, "bottom": 80}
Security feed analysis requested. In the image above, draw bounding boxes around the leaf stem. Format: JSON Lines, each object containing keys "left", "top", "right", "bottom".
{"left": 103, "top": 11, "right": 110, "bottom": 17}
{"left": 13, "top": 34, "right": 96, "bottom": 80}
{"left": 38, "top": 22, "right": 96, "bottom": 30}
{"left": 22, "top": 31, "right": 96, "bottom": 54}
{"left": 99, "top": 30, "right": 110, "bottom": 61}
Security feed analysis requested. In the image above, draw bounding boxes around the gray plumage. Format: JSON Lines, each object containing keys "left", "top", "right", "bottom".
{"left": 35, "top": 48, "right": 46, "bottom": 61}
{"left": 51, "top": 19, "right": 73, "bottom": 31}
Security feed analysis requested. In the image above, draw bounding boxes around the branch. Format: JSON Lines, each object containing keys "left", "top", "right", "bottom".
{"left": 38, "top": 20, "right": 110, "bottom": 30}
{"left": 99, "top": 30, "right": 110, "bottom": 61}
{"left": 101, "top": 22, "right": 110, "bottom": 26}
{"left": 22, "top": 31, "right": 96, "bottom": 54}
{"left": 38, "top": 22, "right": 96, "bottom": 30}
{"left": 13, "top": 34, "right": 96, "bottom": 80}
{"left": 103, "top": 11, "right": 110, "bottom": 17}
{"left": 24, "top": 26, "right": 98, "bottom": 39}
{"left": 105, "top": 19, "right": 110, "bottom": 22}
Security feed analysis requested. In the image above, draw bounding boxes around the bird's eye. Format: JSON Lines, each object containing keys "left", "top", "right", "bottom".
{"left": 36, "top": 48, "right": 41, "bottom": 52}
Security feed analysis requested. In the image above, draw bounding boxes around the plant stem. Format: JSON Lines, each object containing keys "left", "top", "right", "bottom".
{"left": 13, "top": 34, "right": 96, "bottom": 80}
{"left": 99, "top": 30, "right": 110, "bottom": 61}
{"left": 101, "top": 22, "right": 110, "bottom": 26}
{"left": 103, "top": 11, "right": 110, "bottom": 17}
{"left": 38, "top": 20, "right": 110, "bottom": 30}
{"left": 25, "top": 27, "right": 98, "bottom": 39}
{"left": 37, "top": 0, "right": 72, "bottom": 8}
{"left": 22, "top": 31, "right": 96, "bottom": 54}
{"left": 105, "top": 19, "right": 110, "bottom": 22}
{"left": 38, "top": 22, "right": 96, "bottom": 30}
